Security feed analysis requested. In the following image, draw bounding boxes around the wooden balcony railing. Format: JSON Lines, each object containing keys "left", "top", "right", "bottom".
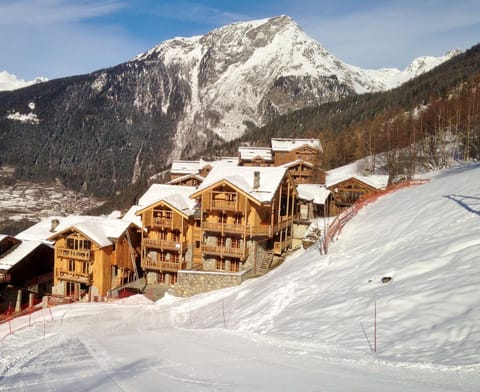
{"left": 57, "top": 248, "right": 91, "bottom": 261}
{"left": 202, "top": 221, "right": 273, "bottom": 237}
{"left": 202, "top": 221, "right": 246, "bottom": 234}
{"left": 201, "top": 245, "right": 247, "bottom": 259}
{"left": 276, "top": 217, "right": 294, "bottom": 231}
{"left": 56, "top": 269, "right": 93, "bottom": 284}
{"left": 211, "top": 199, "right": 237, "bottom": 211}
{"left": 143, "top": 238, "right": 186, "bottom": 252}
{"left": 152, "top": 217, "right": 173, "bottom": 227}
{"left": 142, "top": 258, "right": 186, "bottom": 271}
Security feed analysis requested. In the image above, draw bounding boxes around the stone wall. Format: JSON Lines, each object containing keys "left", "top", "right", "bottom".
{"left": 292, "top": 222, "right": 309, "bottom": 249}
{"left": 171, "top": 269, "right": 252, "bottom": 297}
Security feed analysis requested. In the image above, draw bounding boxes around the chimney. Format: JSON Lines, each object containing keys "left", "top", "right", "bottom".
{"left": 50, "top": 219, "right": 60, "bottom": 232}
{"left": 253, "top": 171, "right": 260, "bottom": 189}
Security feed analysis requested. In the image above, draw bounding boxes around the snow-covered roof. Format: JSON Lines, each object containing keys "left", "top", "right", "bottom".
{"left": 238, "top": 146, "right": 273, "bottom": 161}
{"left": 297, "top": 184, "right": 331, "bottom": 204}
{"left": 201, "top": 157, "right": 239, "bottom": 167}
{"left": 16, "top": 215, "right": 98, "bottom": 243}
{"left": 271, "top": 138, "right": 322, "bottom": 152}
{"left": 170, "top": 160, "right": 201, "bottom": 175}
{"left": 137, "top": 184, "right": 196, "bottom": 209}
{"left": 170, "top": 157, "right": 239, "bottom": 175}
{"left": 48, "top": 218, "right": 133, "bottom": 248}
{"left": 124, "top": 184, "right": 197, "bottom": 221}
{"left": 281, "top": 159, "right": 314, "bottom": 168}
{"left": 0, "top": 239, "right": 47, "bottom": 272}
{"left": 193, "top": 166, "right": 289, "bottom": 203}
{"left": 167, "top": 173, "right": 205, "bottom": 185}
{"left": 326, "top": 162, "right": 389, "bottom": 190}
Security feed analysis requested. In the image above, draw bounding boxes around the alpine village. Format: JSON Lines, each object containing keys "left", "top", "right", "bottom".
{"left": 1, "top": 15, "right": 480, "bottom": 321}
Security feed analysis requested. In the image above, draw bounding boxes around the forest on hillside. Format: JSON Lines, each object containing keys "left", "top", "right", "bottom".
{"left": 209, "top": 44, "right": 480, "bottom": 181}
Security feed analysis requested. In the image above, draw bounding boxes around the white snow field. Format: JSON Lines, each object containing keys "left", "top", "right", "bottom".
{"left": 1, "top": 163, "right": 479, "bottom": 391}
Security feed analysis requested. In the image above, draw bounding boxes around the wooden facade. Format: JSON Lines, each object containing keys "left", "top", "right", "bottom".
{"left": 49, "top": 223, "right": 140, "bottom": 298}
{"left": 136, "top": 199, "right": 200, "bottom": 286}
{"left": 327, "top": 177, "right": 380, "bottom": 215}
{"left": 190, "top": 168, "right": 297, "bottom": 275}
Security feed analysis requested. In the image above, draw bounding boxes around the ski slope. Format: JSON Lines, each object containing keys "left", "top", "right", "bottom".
{"left": 1, "top": 163, "right": 479, "bottom": 391}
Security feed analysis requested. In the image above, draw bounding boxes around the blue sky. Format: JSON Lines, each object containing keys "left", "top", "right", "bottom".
{"left": 1, "top": 0, "right": 479, "bottom": 80}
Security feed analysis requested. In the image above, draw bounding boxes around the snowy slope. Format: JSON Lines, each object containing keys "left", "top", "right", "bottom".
{"left": 0, "top": 71, "right": 46, "bottom": 91}
{"left": 1, "top": 163, "right": 479, "bottom": 390}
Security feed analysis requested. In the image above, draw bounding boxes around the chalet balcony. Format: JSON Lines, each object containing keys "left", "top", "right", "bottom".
{"left": 142, "top": 258, "right": 186, "bottom": 272}
{"left": 57, "top": 248, "right": 91, "bottom": 261}
{"left": 276, "top": 217, "right": 294, "bottom": 231}
{"left": 202, "top": 222, "right": 273, "bottom": 237}
{"left": 249, "top": 224, "right": 272, "bottom": 236}
{"left": 202, "top": 221, "right": 246, "bottom": 234}
{"left": 202, "top": 245, "right": 247, "bottom": 259}
{"left": 143, "top": 238, "right": 186, "bottom": 252}
{"left": 273, "top": 237, "right": 293, "bottom": 255}
{"left": 152, "top": 216, "right": 173, "bottom": 227}
{"left": 56, "top": 269, "right": 93, "bottom": 284}
{"left": 211, "top": 199, "right": 237, "bottom": 211}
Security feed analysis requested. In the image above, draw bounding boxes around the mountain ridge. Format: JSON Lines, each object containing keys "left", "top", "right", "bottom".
{"left": 0, "top": 15, "right": 464, "bottom": 198}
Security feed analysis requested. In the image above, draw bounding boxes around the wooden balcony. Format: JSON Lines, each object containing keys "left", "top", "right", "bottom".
{"left": 273, "top": 237, "right": 293, "bottom": 255}
{"left": 202, "top": 245, "right": 247, "bottom": 259}
{"left": 56, "top": 269, "right": 93, "bottom": 284}
{"left": 250, "top": 224, "right": 272, "bottom": 237}
{"left": 142, "top": 258, "right": 186, "bottom": 272}
{"left": 152, "top": 217, "right": 173, "bottom": 227}
{"left": 211, "top": 199, "right": 237, "bottom": 211}
{"left": 202, "top": 221, "right": 246, "bottom": 234}
{"left": 277, "top": 217, "right": 294, "bottom": 231}
{"left": 57, "top": 247, "right": 91, "bottom": 261}
{"left": 143, "top": 238, "right": 186, "bottom": 252}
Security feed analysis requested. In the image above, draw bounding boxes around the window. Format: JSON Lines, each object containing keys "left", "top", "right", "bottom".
{"left": 172, "top": 230, "right": 180, "bottom": 241}
{"left": 66, "top": 237, "right": 91, "bottom": 250}
{"left": 68, "top": 259, "right": 75, "bottom": 272}
{"left": 82, "top": 262, "right": 90, "bottom": 275}
{"left": 231, "top": 260, "right": 240, "bottom": 273}
{"left": 216, "top": 258, "right": 226, "bottom": 271}
{"left": 195, "top": 241, "right": 201, "bottom": 249}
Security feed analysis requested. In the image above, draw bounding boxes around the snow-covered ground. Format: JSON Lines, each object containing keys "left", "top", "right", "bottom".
{"left": 1, "top": 163, "right": 479, "bottom": 391}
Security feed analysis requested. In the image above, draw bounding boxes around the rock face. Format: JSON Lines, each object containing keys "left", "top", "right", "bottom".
{"left": 0, "top": 15, "right": 459, "bottom": 197}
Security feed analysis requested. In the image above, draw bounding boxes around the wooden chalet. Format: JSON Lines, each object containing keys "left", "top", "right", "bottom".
{"left": 296, "top": 184, "right": 332, "bottom": 221}
{"left": 169, "top": 160, "right": 202, "bottom": 181}
{"left": 134, "top": 185, "right": 198, "bottom": 286}
{"left": 326, "top": 174, "right": 389, "bottom": 215}
{"left": 189, "top": 166, "right": 297, "bottom": 276}
{"left": 238, "top": 146, "right": 274, "bottom": 167}
{"left": 47, "top": 218, "right": 141, "bottom": 299}
{"left": 271, "top": 138, "right": 322, "bottom": 166}
{"left": 0, "top": 235, "right": 53, "bottom": 312}
{"left": 281, "top": 159, "right": 320, "bottom": 185}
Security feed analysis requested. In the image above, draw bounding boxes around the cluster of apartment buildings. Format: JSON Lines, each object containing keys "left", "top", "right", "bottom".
{"left": 1, "top": 138, "right": 389, "bottom": 308}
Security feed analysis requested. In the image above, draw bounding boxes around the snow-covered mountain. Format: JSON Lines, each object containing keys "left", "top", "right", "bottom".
{"left": 0, "top": 70, "right": 47, "bottom": 91}
{"left": 0, "top": 15, "right": 463, "bottom": 197}
{"left": 130, "top": 15, "right": 459, "bottom": 147}
{"left": 363, "top": 49, "right": 462, "bottom": 90}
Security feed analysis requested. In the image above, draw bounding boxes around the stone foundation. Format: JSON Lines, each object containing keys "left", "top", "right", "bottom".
{"left": 171, "top": 269, "right": 252, "bottom": 297}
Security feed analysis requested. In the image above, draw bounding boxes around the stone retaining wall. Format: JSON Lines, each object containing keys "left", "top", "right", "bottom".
{"left": 171, "top": 269, "right": 252, "bottom": 297}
